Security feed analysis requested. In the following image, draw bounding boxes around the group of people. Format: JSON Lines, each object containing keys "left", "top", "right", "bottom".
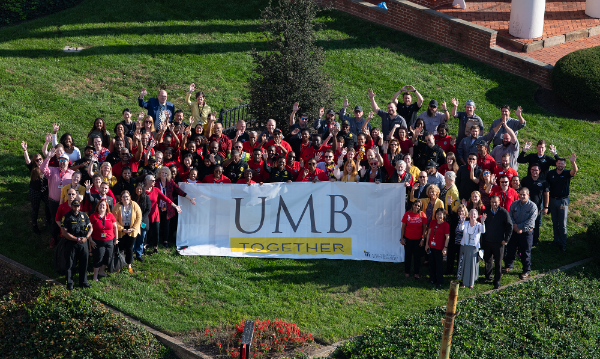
{"left": 22, "top": 84, "right": 577, "bottom": 290}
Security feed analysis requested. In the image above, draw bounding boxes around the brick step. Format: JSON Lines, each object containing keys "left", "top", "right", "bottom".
{"left": 497, "top": 26, "right": 600, "bottom": 53}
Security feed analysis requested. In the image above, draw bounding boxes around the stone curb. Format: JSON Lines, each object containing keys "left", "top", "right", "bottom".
{"left": 0, "top": 253, "right": 213, "bottom": 359}
{"left": 498, "top": 25, "right": 600, "bottom": 53}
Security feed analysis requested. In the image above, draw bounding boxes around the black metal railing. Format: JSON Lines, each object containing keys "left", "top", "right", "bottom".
{"left": 219, "top": 103, "right": 253, "bottom": 131}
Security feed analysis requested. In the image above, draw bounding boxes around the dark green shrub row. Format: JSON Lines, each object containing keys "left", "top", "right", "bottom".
{"left": 587, "top": 215, "right": 600, "bottom": 263}
{"left": 334, "top": 269, "right": 600, "bottom": 359}
{"left": 551, "top": 46, "right": 600, "bottom": 114}
{"left": 0, "top": 284, "right": 174, "bottom": 359}
{"left": 0, "top": 0, "right": 81, "bottom": 26}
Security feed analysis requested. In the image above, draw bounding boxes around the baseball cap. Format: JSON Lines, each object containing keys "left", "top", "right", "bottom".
{"left": 327, "top": 109, "right": 336, "bottom": 115}
{"left": 60, "top": 153, "right": 69, "bottom": 160}
{"left": 429, "top": 99, "right": 438, "bottom": 107}
{"left": 71, "top": 200, "right": 81, "bottom": 207}
{"left": 341, "top": 120, "right": 350, "bottom": 126}
{"left": 354, "top": 106, "right": 363, "bottom": 112}
{"left": 148, "top": 155, "right": 157, "bottom": 163}
{"left": 466, "top": 100, "right": 475, "bottom": 107}
{"left": 425, "top": 160, "right": 437, "bottom": 169}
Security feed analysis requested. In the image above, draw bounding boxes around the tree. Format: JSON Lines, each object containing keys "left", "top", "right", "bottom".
{"left": 248, "top": 0, "right": 334, "bottom": 134}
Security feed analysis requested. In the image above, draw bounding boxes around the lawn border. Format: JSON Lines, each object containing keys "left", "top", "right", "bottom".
{"left": 0, "top": 253, "right": 212, "bottom": 359}
{"left": 1, "top": 252, "right": 593, "bottom": 359}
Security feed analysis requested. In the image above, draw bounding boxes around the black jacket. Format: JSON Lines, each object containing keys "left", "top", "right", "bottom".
{"left": 481, "top": 207, "right": 513, "bottom": 244}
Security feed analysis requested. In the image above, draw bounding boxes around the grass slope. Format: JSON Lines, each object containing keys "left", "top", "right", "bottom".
{"left": 0, "top": 0, "right": 598, "bottom": 344}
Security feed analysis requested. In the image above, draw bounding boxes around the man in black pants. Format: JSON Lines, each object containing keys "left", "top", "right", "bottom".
{"left": 521, "top": 164, "right": 549, "bottom": 247}
{"left": 481, "top": 195, "right": 512, "bottom": 289}
{"left": 60, "top": 200, "right": 92, "bottom": 290}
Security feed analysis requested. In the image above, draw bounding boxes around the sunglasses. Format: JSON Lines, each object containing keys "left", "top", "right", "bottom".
{"left": 35, "top": 158, "right": 43, "bottom": 162}
{"left": 234, "top": 146, "right": 242, "bottom": 148}
{"left": 300, "top": 117, "right": 308, "bottom": 120}
{"left": 324, "top": 155, "right": 333, "bottom": 158}
{"left": 418, "top": 176, "right": 426, "bottom": 178}
{"left": 500, "top": 181, "right": 509, "bottom": 183}
{"left": 58, "top": 159, "right": 67, "bottom": 163}
{"left": 370, "top": 162, "right": 378, "bottom": 166}
{"left": 308, "top": 163, "right": 317, "bottom": 166}
{"left": 468, "top": 158, "right": 477, "bottom": 161}
{"left": 145, "top": 121, "right": 153, "bottom": 124}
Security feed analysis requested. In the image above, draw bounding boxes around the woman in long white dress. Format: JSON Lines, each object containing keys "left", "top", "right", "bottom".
{"left": 456, "top": 209, "right": 487, "bottom": 289}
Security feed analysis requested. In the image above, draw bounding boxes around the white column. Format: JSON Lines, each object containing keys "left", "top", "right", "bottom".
{"left": 509, "top": 0, "right": 546, "bottom": 39}
{"left": 586, "top": 0, "right": 600, "bottom": 18}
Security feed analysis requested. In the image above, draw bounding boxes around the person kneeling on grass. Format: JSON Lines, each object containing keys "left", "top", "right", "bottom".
{"left": 456, "top": 208, "right": 487, "bottom": 289}
{"left": 425, "top": 208, "right": 450, "bottom": 289}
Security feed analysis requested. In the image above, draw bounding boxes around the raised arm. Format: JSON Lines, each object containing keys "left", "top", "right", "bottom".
{"left": 515, "top": 106, "right": 525, "bottom": 125}
{"left": 21, "top": 141, "right": 31, "bottom": 165}
{"left": 185, "top": 83, "right": 195, "bottom": 106}
{"left": 51, "top": 123, "right": 60, "bottom": 147}
{"left": 450, "top": 98, "right": 459, "bottom": 118}
{"left": 367, "top": 88, "right": 379, "bottom": 112}
{"left": 442, "top": 101, "right": 450, "bottom": 122}
{"left": 289, "top": 102, "right": 299, "bottom": 127}
{"left": 42, "top": 133, "right": 52, "bottom": 158}
{"left": 569, "top": 153, "right": 578, "bottom": 177}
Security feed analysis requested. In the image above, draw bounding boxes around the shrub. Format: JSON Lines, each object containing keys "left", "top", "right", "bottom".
{"left": 334, "top": 269, "right": 600, "bottom": 359}
{"left": 551, "top": 46, "right": 600, "bottom": 114}
{"left": 586, "top": 215, "right": 600, "bottom": 263}
{"left": 0, "top": 284, "right": 173, "bottom": 358}
{"left": 248, "top": 0, "right": 335, "bottom": 133}
{"left": 0, "top": 0, "right": 81, "bottom": 26}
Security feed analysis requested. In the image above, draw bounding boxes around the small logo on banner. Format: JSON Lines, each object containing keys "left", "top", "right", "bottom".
{"left": 363, "top": 250, "right": 370, "bottom": 257}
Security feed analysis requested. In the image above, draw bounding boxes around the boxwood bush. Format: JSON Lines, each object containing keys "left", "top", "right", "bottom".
{"left": 0, "top": 0, "right": 81, "bottom": 26}
{"left": 0, "top": 283, "right": 174, "bottom": 359}
{"left": 587, "top": 215, "right": 600, "bottom": 263}
{"left": 334, "top": 269, "right": 600, "bottom": 359}
{"left": 551, "top": 46, "right": 600, "bottom": 114}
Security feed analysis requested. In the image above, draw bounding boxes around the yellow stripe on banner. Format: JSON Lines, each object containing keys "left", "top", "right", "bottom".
{"left": 230, "top": 237, "right": 352, "bottom": 255}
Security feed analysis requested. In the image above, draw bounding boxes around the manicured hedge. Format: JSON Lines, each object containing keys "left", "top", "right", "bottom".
{"left": 334, "top": 269, "right": 600, "bottom": 359}
{"left": 0, "top": 283, "right": 174, "bottom": 359}
{"left": 587, "top": 215, "right": 600, "bottom": 263}
{"left": 0, "top": 0, "right": 81, "bottom": 26}
{"left": 551, "top": 46, "right": 600, "bottom": 114}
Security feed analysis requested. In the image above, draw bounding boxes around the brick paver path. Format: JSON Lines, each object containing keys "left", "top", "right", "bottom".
{"left": 437, "top": 0, "right": 600, "bottom": 43}
{"left": 524, "top": 34, "right": 600, "bottom": 65}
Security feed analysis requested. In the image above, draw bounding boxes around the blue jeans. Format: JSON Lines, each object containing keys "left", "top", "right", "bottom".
{"left": 549, "top": 197, "right": 569, "bottom": 249}
{"left": 134, "top": 227, "right": 147, "bottom": 258}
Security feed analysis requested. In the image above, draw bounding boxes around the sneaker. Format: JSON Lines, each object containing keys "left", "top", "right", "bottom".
{"left": 502, "top": 267, "right": 512, "bottom": 274}
{"left": 128, "top": 267, "right": 133, "bottom": 274}
{"left": 138, "top": 256, "right": 145, "bottom": 263}
{"left": 493, "top": 281, "right": 500, "bottom": 289}
{"left": 66, "top": 283, "right": 74, "bottom": 291}
{"left": 519, "top": 272, "right": 529, "bottom": 280}
{"left": 80, "top": 283, "right": 91, "bottom": 288}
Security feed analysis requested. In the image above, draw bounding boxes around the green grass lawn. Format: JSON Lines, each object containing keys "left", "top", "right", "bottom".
{"left": 0, "top": 0, "right": 599, "bottom": 345}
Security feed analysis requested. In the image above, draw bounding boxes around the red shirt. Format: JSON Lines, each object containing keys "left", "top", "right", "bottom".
{"left": 248, "top": 158, "right": 268, "bottom": 182}
{"left": 145, "top": 187, "right": 173, "bottom": 223}
{"left": 297, "top": 168, "right": 329, "bottom": 182}
{"left": 112, "top": 158, "right": 140, "bottom": 179}
{"left": 89, "top": 212, "right": 117, "bottom": 241}
{"left": 494, "top": 166, "right": 518, "bottom": 185}
{"left": 236, "top": 179, "right": 257, "bottom": 184}
{"left": 428, "top": 221, "right": 450, "bottom": 250}
{"left": 477, "top": 154, "right": 496, "bottom": 173}
{"left": 402, "top": 211, "right": 427, "bottom": 240}
{"left": 490, "top": 186, "right": 519, "bottom": 210}
{"left": 263, "top": 140, "right": 292, "bottom": 156}
{"left": 203, "top": 175, "right": 232, "bottom": 184}
{"left": 242, "top": 141, "right": 262, "bottom": 154}
{"left": 55, "top": 202, "right": 74, "bottom": 238}
{"left": 438, "top": 163, "right": 454, "bottom": 176}
{"left": 286, "top": 161, "right": 301, "bottom": 181}
{"left": 177, "top": 164, "right": 192, "bottom": 182}
{"left": 434, "top": 135, "right": 456, "bottom": 154}
{"left": 300, "top": 145, "right": 332, "bottom": 164}
{"left": 397, "top": 138, "right": 414, "bottom": 155}
{"left": 209, "top": 134, "right": 232, "bottom": 159}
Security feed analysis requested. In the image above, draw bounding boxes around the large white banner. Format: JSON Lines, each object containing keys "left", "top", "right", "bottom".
{"left": 176, "top": 182, "right": 405, "bottom": 262}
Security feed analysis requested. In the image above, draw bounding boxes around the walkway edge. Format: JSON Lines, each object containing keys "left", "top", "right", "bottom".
{"left": 0, "top": 253, "right": 213, "bottom": 359}
{"left": 0, "top": 253, "right": 593, "bottom": 359}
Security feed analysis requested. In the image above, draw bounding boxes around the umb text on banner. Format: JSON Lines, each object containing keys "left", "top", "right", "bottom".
{"left": 176, "top": 182, "right": 406, "bottom": 262}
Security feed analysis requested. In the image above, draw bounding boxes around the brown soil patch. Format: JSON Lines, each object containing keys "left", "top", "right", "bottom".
{"left": 569, "top": 192, "right": 600, "bottom": 218}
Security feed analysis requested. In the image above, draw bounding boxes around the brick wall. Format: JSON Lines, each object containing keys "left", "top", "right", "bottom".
{"left": 318, "top": 0, "right": 553, "bottom": 89}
